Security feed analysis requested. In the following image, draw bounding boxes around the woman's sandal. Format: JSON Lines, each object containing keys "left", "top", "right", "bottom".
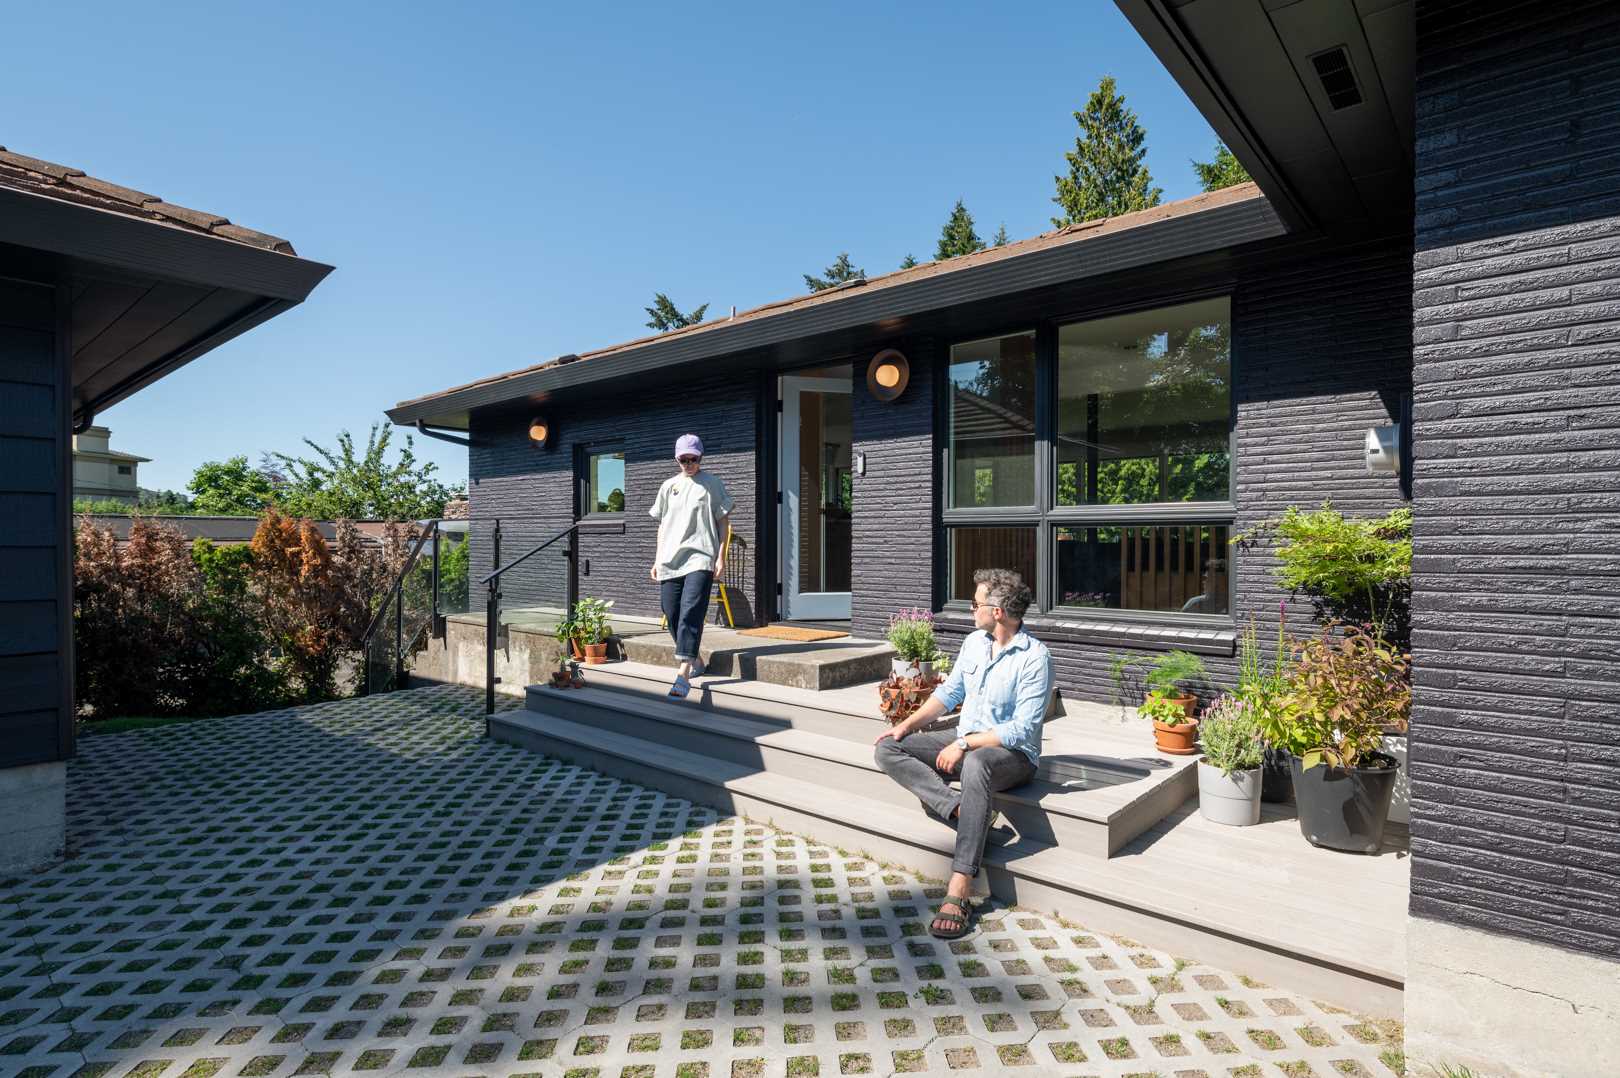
{"left": 929, "top": 897, "right": 974, "bottom": 940}
{"left": 668, "top": 674, "right": 691, "bottom": 700}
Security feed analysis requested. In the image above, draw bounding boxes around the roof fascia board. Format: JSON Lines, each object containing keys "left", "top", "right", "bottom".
{"left": 0, "top": 186, "right": 333, "bottom": 302}
{"left": 1114, "top": 0, "right": 1316, "bottom": 233}
{"left": 387, "top": 194, "right": 1284, "bottom": 428}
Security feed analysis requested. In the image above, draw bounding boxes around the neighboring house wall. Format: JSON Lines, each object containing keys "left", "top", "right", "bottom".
{"left": 1405, "top": 2, "right": 1620, "bottom": 1073}
{"left": 0, "top": 272, "right": 69, "bottom": 872}
{"left": 71, "top": 426, "right": 144, "bottom": 503}
{"left": 468, "top": 374, "right": 759, "bottom": 621}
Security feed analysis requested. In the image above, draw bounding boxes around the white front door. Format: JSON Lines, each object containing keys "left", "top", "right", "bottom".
{"left": 781, "top": 375, "right": 853, "bottom": 621}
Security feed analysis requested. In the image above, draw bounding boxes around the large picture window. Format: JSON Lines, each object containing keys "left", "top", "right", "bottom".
{"left": 942, "top": 298, "right": 1233, "bottom": 620}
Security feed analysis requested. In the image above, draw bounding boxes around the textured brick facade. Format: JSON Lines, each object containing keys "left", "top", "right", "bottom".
{"left": 1409, "top": 0, "right": 1620, "bottom": 959}
{"left": 850, "top": 340, "right": 938, "bottom": 640}
{"left": 468, "top": 374, "right": 758, "bottom": 622}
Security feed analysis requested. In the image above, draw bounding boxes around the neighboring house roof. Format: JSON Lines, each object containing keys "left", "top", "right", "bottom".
{"left": 73, "top": 449, "right": 151, "bottom": 464}
{"left": 0, "top": 147, "right": 296, "bottom": 254}
{"left": 387, "top": 182, "right": 1282, "bottom": 427}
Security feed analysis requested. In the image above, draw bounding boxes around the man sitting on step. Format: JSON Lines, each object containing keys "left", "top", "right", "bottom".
{"left": 873, "top": 568, "right": 1051, "bottom": 940}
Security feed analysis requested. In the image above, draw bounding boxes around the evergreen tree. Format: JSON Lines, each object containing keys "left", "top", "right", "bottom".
{"left": 899, "top": 253, "right": 918, "bottom": 269}
{"left": 935, "top": 200, "right": 986, "bottom": 260}
{"left": 644, "top": 293, "right": 708, "bottom": 331}
{"left": 1051, "top": 75, "right": 1162, "bottom": 227}
{"left": 1193, "top": 141, "right": 1251, "bottom": 192}
{"left": 804, "top": 252, "right": 865, "bottom": 292}
{"left": 992, "top": 223, "right": 1009, "bottom": 247}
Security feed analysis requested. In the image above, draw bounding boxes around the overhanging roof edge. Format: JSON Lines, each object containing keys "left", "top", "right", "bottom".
{"left": 386, "top": 194, "right": 1285, "bottom": 428}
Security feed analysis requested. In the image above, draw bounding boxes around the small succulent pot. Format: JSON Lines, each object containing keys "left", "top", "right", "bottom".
{"left": 1151, "top": 718, "right": 1200, "bottom": 755}
{"left": 1197, "top": 761, "right": 1263, "bottom": 826}
{"left": 582, "top": 642, "right": 609, "bottom": 665}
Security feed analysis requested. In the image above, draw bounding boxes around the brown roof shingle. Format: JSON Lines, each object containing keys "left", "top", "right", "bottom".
{"left": 0, "top": 146, "right": 298, "bottom": 255}
{"left": 396, "top": 181, "right": 1266, "bottom": 410}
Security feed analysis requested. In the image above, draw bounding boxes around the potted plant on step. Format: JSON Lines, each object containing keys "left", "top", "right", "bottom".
{"left": 1275, "top": 622, "right": 1409, "bottom": 853}
{"left": 886, "top": 608, "right": 939, "bottom": 679}
{"left": 1197, "top": 696, "right": 1266, "bottom": 826}
{"left": 549, "top": 654, "right": 584, "bottom": 689}
{"left": 570, "top": 597, "right": 615, "bottom": 664}
{"left": 1140, "top": 689, "right": 1200, "bottom": 754}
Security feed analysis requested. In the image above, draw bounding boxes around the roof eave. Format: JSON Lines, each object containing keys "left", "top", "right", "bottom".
{"left": 0, "top": 185, "right": 333, "bottom": 302}
{"left": 387, "top": 191, "right": 1285, "bottom": 429}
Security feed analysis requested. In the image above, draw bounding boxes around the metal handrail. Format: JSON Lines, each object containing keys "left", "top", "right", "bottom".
{"left": 483, "top": 520, "right": 584, "bottom": 718}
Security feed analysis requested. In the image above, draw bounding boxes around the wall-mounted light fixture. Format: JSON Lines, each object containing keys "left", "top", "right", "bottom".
{"left": 528, "top": 416, "right": 553, "bottom": 449}
{"left": 1365, "top": 424, "right": 1400, "bottom": 474}
{"left": 866, "top": 348, "right": 910, "bottom": 403}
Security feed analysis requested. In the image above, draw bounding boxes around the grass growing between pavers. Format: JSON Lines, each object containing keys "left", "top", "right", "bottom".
{"left": 0, "top": 684, "right": 1406, "bottom": 1077}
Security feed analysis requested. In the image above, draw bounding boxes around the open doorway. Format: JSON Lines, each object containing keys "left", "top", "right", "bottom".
{"left": 779, "top": 364, "right": 852, "bottom": 621}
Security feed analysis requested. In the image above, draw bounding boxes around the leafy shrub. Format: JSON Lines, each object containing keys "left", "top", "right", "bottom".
{"left": 1275, "top": 622, "right": 1410, "bottom": 769}
{"left": 1199, "top": 696, "right": 1265, "bottom": 776}
{"left": 1237, "top": 501, "right": 1411, "bottom": 645}
{"left": 886, "top": 608, "right": 938, "bottom": 663}
{"left": 74, "top": 510, "right": 410, "bottom": 718}
{"left": 572, "top": 597, "right": 615, "bottom": 646}
{"left": 1110, "top": 649, "right": 1207, "bottom": 704}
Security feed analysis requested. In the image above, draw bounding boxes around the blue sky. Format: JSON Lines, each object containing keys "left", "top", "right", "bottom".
{"left": 13, "top": 1, "right": 1219, "bottom": 494}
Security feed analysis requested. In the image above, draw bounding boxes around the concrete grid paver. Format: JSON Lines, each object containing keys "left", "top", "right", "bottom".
{"left": 0, "top": 685, "right": 1404, "bottom": 1077}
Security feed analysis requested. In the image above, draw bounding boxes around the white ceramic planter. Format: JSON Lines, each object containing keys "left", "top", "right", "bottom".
{"left": 1382, "top": 734, "right": 1409, "bottom": 825}
{"left": 1197, "top": 760, "right": 1263, "bottom": 826}
{"left": 891, "top": 658, "right": 935, "bottom": 680}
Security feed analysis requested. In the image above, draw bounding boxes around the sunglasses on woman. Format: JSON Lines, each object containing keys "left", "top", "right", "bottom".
{"left": 678, "top": 456, "right": 700, "bottom": 465}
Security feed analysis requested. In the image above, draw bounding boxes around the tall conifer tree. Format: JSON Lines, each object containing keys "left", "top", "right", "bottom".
{"left": 804, "top": 252, "right": 865, "bottom": 292}
{"left": 1192, "top": 142, "right": 1252, "bottom": 191}
{"left": 644, "top": 293, "right": 708, "bottom": 331}
{"left": 1051, "top": 75, "right": 1162, "bottom": 227}
{"left": 935, "top": 200, "right": 986, "bottom": 260}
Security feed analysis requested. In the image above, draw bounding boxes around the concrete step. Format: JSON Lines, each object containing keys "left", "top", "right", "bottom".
{"left": 619, "top": 630, "right": 895, "bottom": 690}
{"left": 525, "top": 684, "right": 1192, "bottom": 857}
{"left": 489, "top": 706, "right": 1402, "bottom": 1017}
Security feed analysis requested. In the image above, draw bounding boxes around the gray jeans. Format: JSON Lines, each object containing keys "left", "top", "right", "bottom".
{"left": 874, "top": 729, "right": 1037, "bottom": 878}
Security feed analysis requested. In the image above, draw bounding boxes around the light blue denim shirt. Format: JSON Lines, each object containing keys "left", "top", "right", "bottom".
{"left": 934, "top": 629, "right": 1052, "bottom": 765}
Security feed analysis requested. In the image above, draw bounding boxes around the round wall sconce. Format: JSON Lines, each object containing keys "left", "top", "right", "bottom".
{"left": 866, "top": 349, "right": 910, "bottom": 403}
{"left": 528, "top": 416, "right": 552, "bottom": 448}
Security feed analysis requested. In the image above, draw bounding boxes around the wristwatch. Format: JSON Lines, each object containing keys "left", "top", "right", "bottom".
{"left": 954, "top": 737, "right": 970, "bottom": 753}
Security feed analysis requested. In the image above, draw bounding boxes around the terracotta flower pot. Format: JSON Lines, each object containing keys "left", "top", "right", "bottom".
{"left": 569, "top": 638, "right": 584, "bottom": 661}
{"left": 1151, "top": 718, "right": 1201, "bottom": 755}
{"left": 582, "top": 642, "right": 608, "bottom": 665}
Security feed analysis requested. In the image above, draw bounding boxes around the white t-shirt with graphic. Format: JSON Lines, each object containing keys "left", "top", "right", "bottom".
{"left": 650, "top": 470, "right": 734, "bottom": 581}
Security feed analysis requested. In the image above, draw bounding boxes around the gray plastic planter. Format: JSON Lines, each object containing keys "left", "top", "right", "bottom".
{"left": 1197, "top": 760, "right": 1263, "bottom": 826}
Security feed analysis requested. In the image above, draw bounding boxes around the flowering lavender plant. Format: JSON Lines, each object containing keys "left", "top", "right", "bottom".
{"left": 886, "top": 607, "right": 938, "bottom": 662}
{"left": 1199, "top": 694, "right": 1265, "bottom": 776}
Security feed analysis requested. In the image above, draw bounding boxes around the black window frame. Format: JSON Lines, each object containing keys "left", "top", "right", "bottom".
{"left": 576, "top": 441, "right": 628, "bottom": 520}
{"left": 936, "top": 293, "right": 1237, "bottom": 629}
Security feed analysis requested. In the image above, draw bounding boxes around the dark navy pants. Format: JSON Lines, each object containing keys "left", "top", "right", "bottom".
{"left": 660, "top": 570, "right": 713, "bottom": 662}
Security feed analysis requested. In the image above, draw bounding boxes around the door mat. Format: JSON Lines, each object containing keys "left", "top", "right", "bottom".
{"left": 736, "top": 625, "right": 849, "bottom": 642}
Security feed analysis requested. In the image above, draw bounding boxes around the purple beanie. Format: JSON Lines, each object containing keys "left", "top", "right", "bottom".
{"left": 675, "top": 434, "right": 704, "bottom": 458}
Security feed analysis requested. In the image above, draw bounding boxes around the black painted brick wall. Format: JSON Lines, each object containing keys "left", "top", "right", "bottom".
{"left": 0, "top": 275, "right": 66, "bottom": 768}
{"left": 1409, "top": 0, "right": 1620, "bottom": 958}
{"left": 851, "top": 339, "right": 937, "bottom": 640}
{"left": 468, "top": 374, "right": 757, "bottom": 623}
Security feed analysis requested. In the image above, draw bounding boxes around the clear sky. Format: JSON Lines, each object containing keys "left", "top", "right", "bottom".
{"left": 11, "top": 0, "right": 1219, "bottom": 494}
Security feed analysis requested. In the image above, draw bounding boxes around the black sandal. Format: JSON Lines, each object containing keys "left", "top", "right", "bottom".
{"left": 929, "top": 897, "right": 974, "bottom": 940}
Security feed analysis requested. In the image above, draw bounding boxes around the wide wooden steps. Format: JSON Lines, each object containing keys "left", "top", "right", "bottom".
{"left": 490, "top": 662, "right": 1406, "bottom": 1016}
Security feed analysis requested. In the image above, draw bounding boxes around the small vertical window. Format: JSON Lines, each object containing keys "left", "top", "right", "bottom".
{"left": 587, "top": 449, "right": 625, "bottom": 514}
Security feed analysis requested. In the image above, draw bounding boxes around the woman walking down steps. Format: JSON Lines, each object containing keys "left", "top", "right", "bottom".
{"left": 650, "top": 433, "right": 733, "bottom": 700}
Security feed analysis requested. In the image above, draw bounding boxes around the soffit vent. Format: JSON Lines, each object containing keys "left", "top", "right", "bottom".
{"left": 1309, "top": 46, "right": 1363, "bottom": 110}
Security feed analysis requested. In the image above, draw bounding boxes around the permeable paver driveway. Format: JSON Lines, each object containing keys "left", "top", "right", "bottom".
{"left": 0, "top": 685, "right": 1404, "bottom": 1077}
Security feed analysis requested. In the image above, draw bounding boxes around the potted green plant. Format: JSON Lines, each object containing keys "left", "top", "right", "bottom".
{"left": 1140, "top": 689, "right": 1200, "bottom": 754}
{"left": 1197, "top": 696, "right": 1266, "bottom": 826}
{"left": 1236, "top": 612, "right": 1295, "bottom": 803}
{"left": 886, "top": 608, "right": 939, "bottom": 680}
{"left": 570, "top": 597, "right": 615, "bottom": 664}
{"left": 553, "top": 610, "right": 582, "bottom": 661}
{"left": 1110, "top": 648, "right": 1207, "bottom": 719}
{"left": 1274, "top": 623, "right": 1409, "bottom": 853}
